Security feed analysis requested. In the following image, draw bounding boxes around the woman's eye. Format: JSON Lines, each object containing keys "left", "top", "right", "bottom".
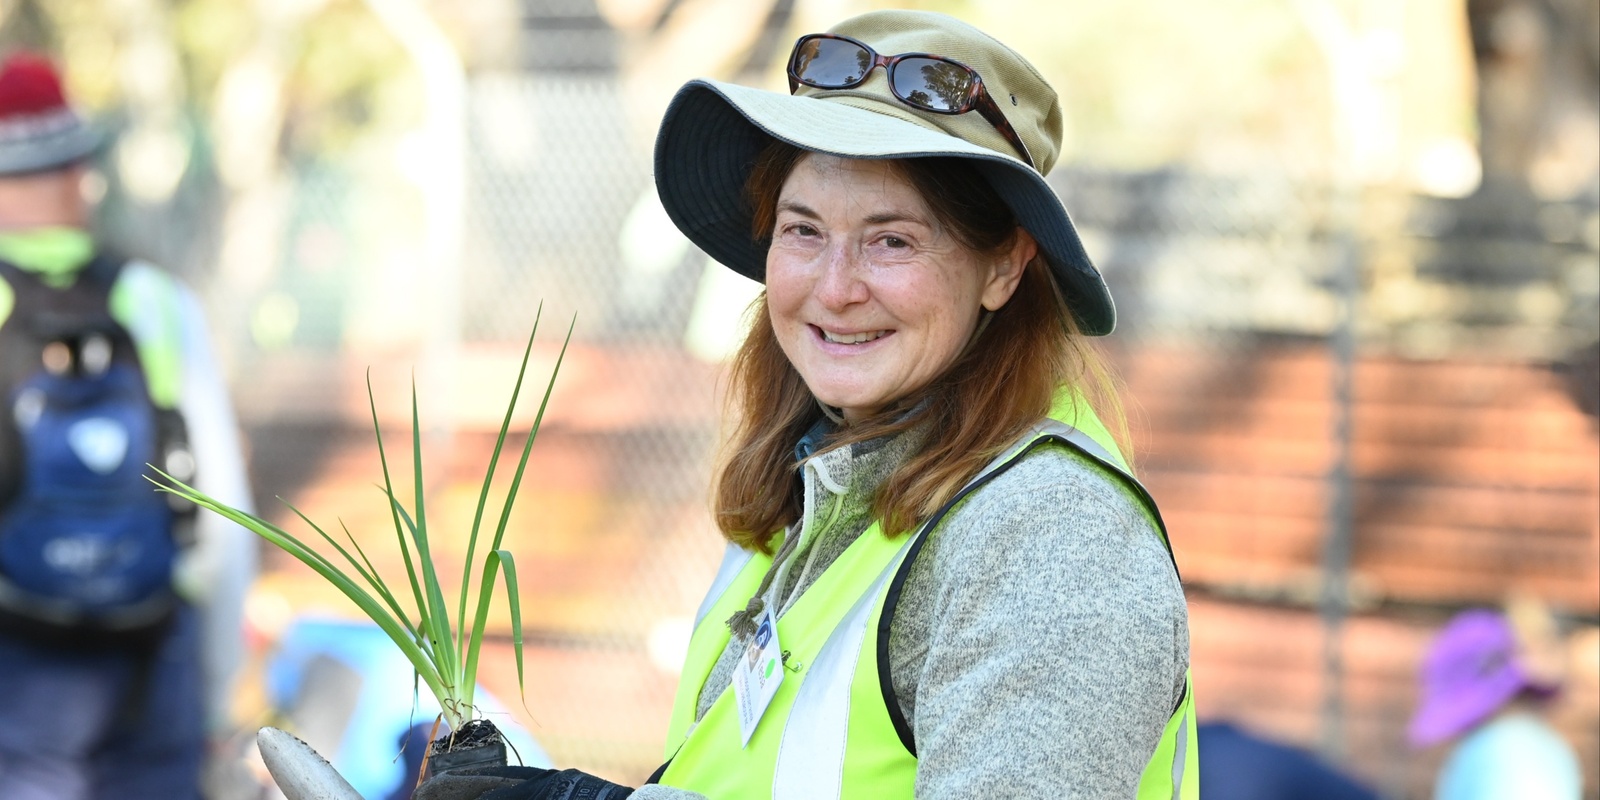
{"left": 785, "top": 223, "right": 819, "bottom": 237}
{"left": 882, "top": 236, "right": 909, "bottom": 248}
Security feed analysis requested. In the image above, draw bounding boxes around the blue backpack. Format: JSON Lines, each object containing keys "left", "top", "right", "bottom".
{"left": 0, "top": 255, "right": 196, "bottom": 647}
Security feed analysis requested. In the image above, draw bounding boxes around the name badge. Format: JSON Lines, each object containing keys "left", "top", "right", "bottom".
{"left": 731, "top": 608, "right": 784, "bottom": 747}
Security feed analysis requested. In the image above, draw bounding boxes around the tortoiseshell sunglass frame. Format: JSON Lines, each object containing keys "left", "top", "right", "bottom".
{"left": 786, "top": 32, "right": 1036, "bottom": 170}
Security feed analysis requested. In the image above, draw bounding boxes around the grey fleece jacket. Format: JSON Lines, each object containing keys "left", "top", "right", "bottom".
{"left": 634, "top": 423, "right": 1190, "bottom": 799}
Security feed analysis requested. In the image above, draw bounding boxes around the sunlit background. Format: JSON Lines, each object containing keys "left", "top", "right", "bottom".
{"left": 3, "top": 0, "right": 1596, "bottom": 797}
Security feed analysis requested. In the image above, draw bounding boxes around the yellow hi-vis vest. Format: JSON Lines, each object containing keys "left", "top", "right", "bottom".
{"left": 658, "top": 397, "right": 1199, "bottom": 799}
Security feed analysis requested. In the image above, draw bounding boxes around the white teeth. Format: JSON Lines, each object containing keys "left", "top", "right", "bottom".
{"left": 821, "top": 329, "right": 887, "bottom": 345}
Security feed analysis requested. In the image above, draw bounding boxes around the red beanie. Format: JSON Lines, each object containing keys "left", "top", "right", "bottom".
{"left": 0, "top": 53, "right": 71, "bottom": 117}
{"left": 0, "top": 52, "right": 99, "bottom": 176}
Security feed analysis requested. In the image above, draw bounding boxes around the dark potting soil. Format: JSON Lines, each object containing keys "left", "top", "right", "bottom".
{"left": 428, "top": 718, "right": 506, "bottom": 756}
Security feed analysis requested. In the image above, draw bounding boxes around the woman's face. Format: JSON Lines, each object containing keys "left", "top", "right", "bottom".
{"left": 765, "top": 154, "right": 1032, "bottom": 423}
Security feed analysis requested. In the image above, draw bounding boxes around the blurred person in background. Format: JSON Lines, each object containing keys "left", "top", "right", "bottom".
{"left": 1195, "top": 720, "right": 1381, "bottom": 800}
{"left": 265, "top": 9, "right": 1194, "bottom": 800}
{"left": 1409, "top": 608, "right": 1581, "bottom": 800}
{"left": 0, "top": 52, "right": 257, "bottom": 800}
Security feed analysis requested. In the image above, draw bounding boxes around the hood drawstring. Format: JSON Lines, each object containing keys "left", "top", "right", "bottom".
{"left": 726, "top": 528, "right": 795, "bottom": 639}
{"left": 726, "top": 455, "right": 847, "bottom": 640}
{"left": 817, "top": 400, "right": 847, "bottom": 425}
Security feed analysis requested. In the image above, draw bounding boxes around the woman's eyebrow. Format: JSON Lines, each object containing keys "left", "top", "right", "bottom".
{"left": 777, "top": 202, "right": 927, "bottom": 227}
{"left": 863, "top": 211, "right": 926, "bottom": 226}
{"left": 777, "top": 200, "right": 819, "bottom": 218}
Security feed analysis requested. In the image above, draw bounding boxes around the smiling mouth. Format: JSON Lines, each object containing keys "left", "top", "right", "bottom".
{"left": 818, "top": 327, "right": 890, "bottom": 345}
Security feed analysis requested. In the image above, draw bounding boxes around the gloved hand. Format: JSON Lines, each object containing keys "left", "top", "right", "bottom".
{"left": 256, "top": 727, "right": 633, "bottom": 800}
{"left": 417, "top": 766, "right": 633, "bottom": 800}
{"left": 411, "top": 766, "right": 550, "bottom": 800}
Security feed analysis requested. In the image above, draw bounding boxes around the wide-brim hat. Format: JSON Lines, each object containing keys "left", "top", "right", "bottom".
{"left": 653, "top": 10, "right": 1116, "bottom": 335}
{"left": 0, "top": 53, "right": 101, "bottom": 177}
{"left": 1407, "top": 609, "right": 1557, "bottom": 748}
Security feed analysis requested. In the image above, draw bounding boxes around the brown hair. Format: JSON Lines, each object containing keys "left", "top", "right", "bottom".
{"left": 714, "top": 140, "right": 1128, "bottom": 552}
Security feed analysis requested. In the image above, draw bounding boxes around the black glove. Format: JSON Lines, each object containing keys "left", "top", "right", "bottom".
{"left": 481, "top": 768, "right": 633, "bottom": 800}
{"left": 413, "top": 766, "right": 634, "bottom": 800}
{"left": 412, "top": 766, "right": 551, "bottom": 800}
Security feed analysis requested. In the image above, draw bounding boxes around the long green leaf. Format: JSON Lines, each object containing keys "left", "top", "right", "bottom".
{"left": 457, "top": 317, "right": 571, "bottom": 717}
{"left": 385, "top": 496, "right": 440, "bottom": 641}
{"left": 149, "top": 473, "right": 451, "bottom": 709}
{"left": 162, "top": 477, "right": 453, "bottom": 716}
{"left": 408, "top": 380, "right": 458, "bottom": 689}
{"left": 459, "top": 549, "right": 525, "bottom": 716}
{"left": 283, "top": 503, "right": 420, "bottom": 642}
{"left": 488, "top": 316, "right": 575, "bottom": 554}
{"left": 385, "top": 488, "right": 461, "bottom": 703}
{"left": 148, "top": 317, "right": 568, "bottom": 735}
{"left": 335, "top": 517, "right": 428, "bottom": 648}
{"left": 368, "top": 371, "right": 432, "bottom": 640}
{"left": 457, "top": 305, "right": 542, "bottom": 657}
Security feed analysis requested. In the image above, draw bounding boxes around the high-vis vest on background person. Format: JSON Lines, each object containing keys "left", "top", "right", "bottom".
{"left": 657, "top": 392, "right": 1199, "bottom": 799}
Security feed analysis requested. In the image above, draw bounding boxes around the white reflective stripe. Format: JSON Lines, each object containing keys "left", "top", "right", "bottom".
{"left": 771, "top": 535, "right": 918, "bottom": 800}
{"left": 692, "top": 542, "right": 755, "bottom": 630}
{"left": 1170, "top": 711, "right": 1188, "bottom": 799}
{"left": 1030, "top": 420, "right": 1128, "bottom": 480}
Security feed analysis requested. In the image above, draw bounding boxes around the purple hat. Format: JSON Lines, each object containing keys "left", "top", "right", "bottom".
{"left": 1408, "top": 609, "right": 1557, "bottom": 748}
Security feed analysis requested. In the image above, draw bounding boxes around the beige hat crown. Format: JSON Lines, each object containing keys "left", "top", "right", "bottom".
{"left": 804, "top": 11, "right": 1065, "bottom": 174}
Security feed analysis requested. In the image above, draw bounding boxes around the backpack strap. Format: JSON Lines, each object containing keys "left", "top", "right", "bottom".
{"left": 81, "top": 249, "right": 125, "bottom": 286}
{"left": 0, "top": 253, "right": 140, "bottom": 402}
{"left": 0, "top": 255, "right": 126, "bottom": 336}
{"left": 0, "top": 253, "right": 189, "bottom": 411}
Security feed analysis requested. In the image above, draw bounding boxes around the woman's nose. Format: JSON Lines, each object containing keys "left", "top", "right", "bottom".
{"left": 813, "top": 246, "right": 869, "bottom": 309}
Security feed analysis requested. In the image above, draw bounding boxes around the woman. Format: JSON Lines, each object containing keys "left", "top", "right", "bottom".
{"left": 271, "top": 10, "right": 1194, "bottom": 800}
{"left": 643, "top": 11, "right": 1193, "bottom": 798}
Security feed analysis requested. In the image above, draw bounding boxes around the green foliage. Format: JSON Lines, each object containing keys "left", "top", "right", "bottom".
{"left": 155, "top": 312, "right": 573, "bottom": 731}
{"left": 285, "top": 0, "right": 421, "bottom": 154}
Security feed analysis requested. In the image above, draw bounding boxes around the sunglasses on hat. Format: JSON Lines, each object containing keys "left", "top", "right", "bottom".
{"left": 786, "top": 33, "right": 1035, "bottom": 169}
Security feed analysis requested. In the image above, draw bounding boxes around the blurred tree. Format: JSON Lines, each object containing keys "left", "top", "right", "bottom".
{"left": 598, "top": 0, "right": 795, "bottom": 143}
{"left": 855, "top": 0, "right": 1340, "bottom": 174}
{"left": 0, "top": 1, "right": 52, "bottom": 50}
{"left": 1467, "top": 0, "right": 1600, "bottom": 196}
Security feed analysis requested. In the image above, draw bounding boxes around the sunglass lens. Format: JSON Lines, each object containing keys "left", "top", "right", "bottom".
{"left": 794, "top": 37, "right": 873, "bottom": 88}
{"left": 891, "top": 57, "right": 974, "bottom": 113}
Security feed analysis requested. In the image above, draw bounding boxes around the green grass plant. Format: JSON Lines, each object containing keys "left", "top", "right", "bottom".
{"left": 154, "top": 312, "right": 572, "bottom": 733}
